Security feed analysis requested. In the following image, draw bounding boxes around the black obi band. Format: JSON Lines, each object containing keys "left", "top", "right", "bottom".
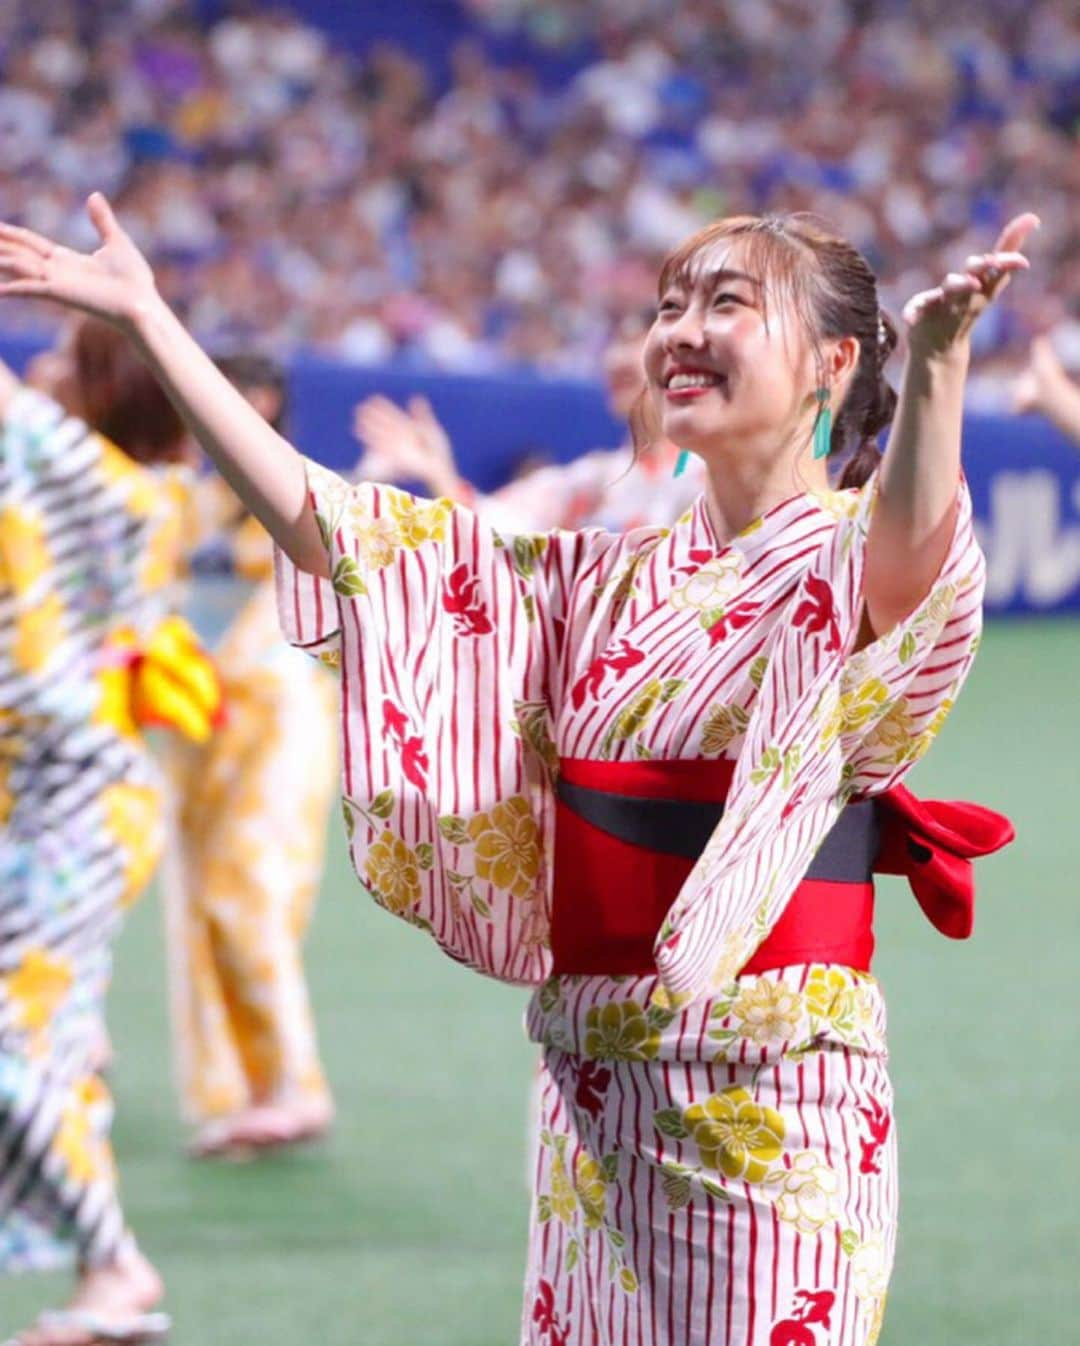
{"left": 555, "top": 777, "right": 880, "bottom": 881}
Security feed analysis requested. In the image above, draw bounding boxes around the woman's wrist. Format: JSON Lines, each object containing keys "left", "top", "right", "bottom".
{"left": 430, "top": 467, "right": 470, "bottom": 502}
{"left": 125, "top": 287, "right": 173, "bottom": 349}
{"left": 905, "top": 337, "right": 971, "bottom": 377}
{"left": 1038, "top": 364, "right": 1075, "bottom": 414}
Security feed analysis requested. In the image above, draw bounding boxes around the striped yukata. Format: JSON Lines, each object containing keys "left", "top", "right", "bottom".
{"left": 0, "top": 390, "right": 188, "bottom": 1272}
{"left": 276, "top": 458, "right": 985, "bottom": 1346}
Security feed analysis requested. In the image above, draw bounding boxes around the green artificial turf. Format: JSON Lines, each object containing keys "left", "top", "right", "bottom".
{"left": 4, "top": 618, "right": 1078, "bottom": 1343}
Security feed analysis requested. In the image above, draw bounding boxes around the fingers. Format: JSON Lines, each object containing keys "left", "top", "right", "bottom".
{"left": 962, "top": 250, "right": 1029, "bottom": 302}
{"left": 902, "top": 282, "right": 975, "bottom": 327}
{"left": 409, "top": 394, "right": 437, "bottom": 424}
{"left": 0, "top": 280, "right": 54, "bottom": 300}
{"left": 992, "top": 211, "right": 1040, "bottom": 256}
{"left": 894, "top": 282, "right": 953, "bottom": 327}
{"left": 0, "top": 253, "right": 45, "bottom": 284}
{"left": 87, "top": 191, "right": 121, "bottom": 243}
{"left": 941, "top": 271, "right": 980, "bottom": 297}
{"left": 356, "top": 394, "right": 397, "bottom": 418}
{"left": 905, "top": 242, "right": 1033, "bottom": 327}
{"left": 409, "top": 395, "right": 450, "bottom": 443}
{"left": 356, "top": 401, "right": 412, "bottom": 439}
{"left": 0, "top": 222, "right": 53, "bottom": 259}
{"left": 902, "top": 285, "right": 946, "bottom": 326}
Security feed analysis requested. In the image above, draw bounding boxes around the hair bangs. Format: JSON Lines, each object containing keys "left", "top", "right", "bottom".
{"left": 657, "top": 215, "right": 824, "bottom": 344}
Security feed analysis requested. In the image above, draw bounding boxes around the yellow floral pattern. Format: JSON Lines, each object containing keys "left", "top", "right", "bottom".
{"left": 386, "top": 488, "right": 453, "bottom": 550}
{"left": 861, "top": 696, "right": 915, "bottom": 762}
{"left": 98, "top": 439, "right": 160, "bottom": 516}
{"left": 573, "top": 1153, "right": 608, "bottom": 1230}
{"left": 549, "top": 1147, "right": 577, "bottom": 1223}
{"left": 12, "top": 592, "right": 65, "bottom": 674}
{"left": 682, "top": 1086, "right": 786, "bottom": 1183}
{"left": 364, "top": 829, "right": 423, "bottom": 914}
{"left": 99, "top": 782, "right": 164, "bottom": 906}
{"left": 600, "top": 676, "right": 686, "bottom": 758}
{"left": 584, "top": 1000, "right": 660, "bottom": 1061}
{"left": 0, "top": 504, "right": 50, "bottom": 595}
{"left": 804, "top": 967, "right": 857, "bottom": 1024}
{"left": 466, "top": 796, "right": 542, "bottom": 899}
{"left": 3, "top": 948, "right": 73, "bottom": 1034}
{"left": 820, "top": 677, "right": 891, "bottom": 748}
{"left": 700, "top": 701, "right": 750, "bottom": 756}
{"left": 54, "top": 1099, "right": 98, "bottom": 1185}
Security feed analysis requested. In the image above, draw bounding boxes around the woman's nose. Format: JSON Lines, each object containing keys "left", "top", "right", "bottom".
{"left": 665, "top": 305, "right": 707, "bottom": 351}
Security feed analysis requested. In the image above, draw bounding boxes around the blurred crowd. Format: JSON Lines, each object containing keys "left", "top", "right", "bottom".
{"left": 0, "top": 0, "right": 1076, "bottom": 397}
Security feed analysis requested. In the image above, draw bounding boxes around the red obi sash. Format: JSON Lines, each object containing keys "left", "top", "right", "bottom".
{"left": 551, "top": 757, "right": 1014, "bottom": 979}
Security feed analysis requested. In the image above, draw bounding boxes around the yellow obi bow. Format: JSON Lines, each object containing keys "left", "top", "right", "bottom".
{"left": 97, "top": 616, "right": 224, "bottom": 743}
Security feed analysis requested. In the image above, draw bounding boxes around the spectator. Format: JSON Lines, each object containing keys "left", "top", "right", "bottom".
{"left": 0, "top": 0, "right": 1073, "bottom": 379}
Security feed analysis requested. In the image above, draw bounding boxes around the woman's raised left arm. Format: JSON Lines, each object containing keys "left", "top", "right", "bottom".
{"left": 861, "top": 212, "right": 1039, "bottom": 639}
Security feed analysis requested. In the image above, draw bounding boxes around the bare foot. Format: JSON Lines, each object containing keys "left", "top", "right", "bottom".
{"left": 189, "top": 1096, "right": 334, "bottom": 1159}
{"left": 13, "top": 1245, "right": 165, "bottom": 1345}
{"left": 273, "top": 1093, "right": 335, "bottom": 1144}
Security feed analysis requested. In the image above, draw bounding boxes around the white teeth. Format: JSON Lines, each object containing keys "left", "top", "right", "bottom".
{"left": 667, "top": 372, "right": 721, "bottom": 390}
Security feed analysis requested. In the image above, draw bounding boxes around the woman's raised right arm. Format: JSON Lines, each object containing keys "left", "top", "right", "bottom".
{"left": 0, "top": 194, "right": 327, "bottom": 575}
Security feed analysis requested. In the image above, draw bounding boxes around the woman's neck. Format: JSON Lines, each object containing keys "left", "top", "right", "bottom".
{"left": 702, "top": 448, "right": 829, "bottom": 544}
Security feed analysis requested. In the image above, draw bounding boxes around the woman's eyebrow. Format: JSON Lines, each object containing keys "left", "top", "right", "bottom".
{"left": 698, "top": 267, "right": 761, "bottom": 289}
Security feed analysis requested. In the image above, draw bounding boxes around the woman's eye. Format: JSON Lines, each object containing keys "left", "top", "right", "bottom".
{"left": 712, "top": 292, "right": 742, "bottom": 307}
{"left": 658, "top": 300, "right": 682, "bottom": 315}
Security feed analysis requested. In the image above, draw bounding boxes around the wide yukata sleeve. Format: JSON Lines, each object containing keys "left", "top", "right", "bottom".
{"left": 653, "top": 476, "right": 986, "bottom": 1009}
{"left": 274, "top": 457, "right": 631, "bottom": 985}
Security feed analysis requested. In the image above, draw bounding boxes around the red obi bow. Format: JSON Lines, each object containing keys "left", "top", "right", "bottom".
{"left": 874, "top": 785, "right": 1015, "bottom": 939}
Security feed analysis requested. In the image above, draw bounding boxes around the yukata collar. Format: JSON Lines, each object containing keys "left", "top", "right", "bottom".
{"left": 688, "top": 488, "right": 836, "bottom": 566}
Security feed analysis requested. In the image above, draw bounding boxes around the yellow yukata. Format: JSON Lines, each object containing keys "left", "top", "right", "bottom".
{"left": 165, "top": 507, "right": 338, "bottom": 1125}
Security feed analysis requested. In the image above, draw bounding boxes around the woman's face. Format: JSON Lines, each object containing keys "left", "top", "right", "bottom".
{"left": 642, "top": 239, "right": 820, "bottom": 465}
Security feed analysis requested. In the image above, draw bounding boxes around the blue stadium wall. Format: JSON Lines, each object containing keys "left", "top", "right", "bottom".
{"left": 3, "top": 332, "right": 1076, "bottom": 615}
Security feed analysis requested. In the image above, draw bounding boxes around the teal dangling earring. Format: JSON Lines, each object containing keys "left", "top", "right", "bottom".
{"left": 812, "top": 387, "right": 832, "bottom": 460}
{"left": 672, "top": 449, "right": 690, "bottom": 478}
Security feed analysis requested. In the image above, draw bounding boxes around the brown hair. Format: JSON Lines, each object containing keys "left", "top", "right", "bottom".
{"left": 71, "top": 318, "right": 187, "bottom": 464}
{"left": 631, "top": 214, "right": 898, "bottom": 488}
{"left": 214, "top": 351, "right": 287, "bottom": 433}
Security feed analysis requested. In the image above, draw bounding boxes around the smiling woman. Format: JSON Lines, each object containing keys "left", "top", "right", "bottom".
{"left": 638, "top": 217, "right": 899, "bottom": 508}
{"left": 0, "top": 196, "right": 1027, "bottom": 1346}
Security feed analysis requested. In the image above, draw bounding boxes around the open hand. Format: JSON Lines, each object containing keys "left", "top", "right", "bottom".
{"left": 0, "top": 193, "right": 158, "bottom": 329}
{"left": 902, "top": 213, "right": 1039, "bottom": 362}
{"left": 352, "top": 393, "right": 459, "bottom": 494}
